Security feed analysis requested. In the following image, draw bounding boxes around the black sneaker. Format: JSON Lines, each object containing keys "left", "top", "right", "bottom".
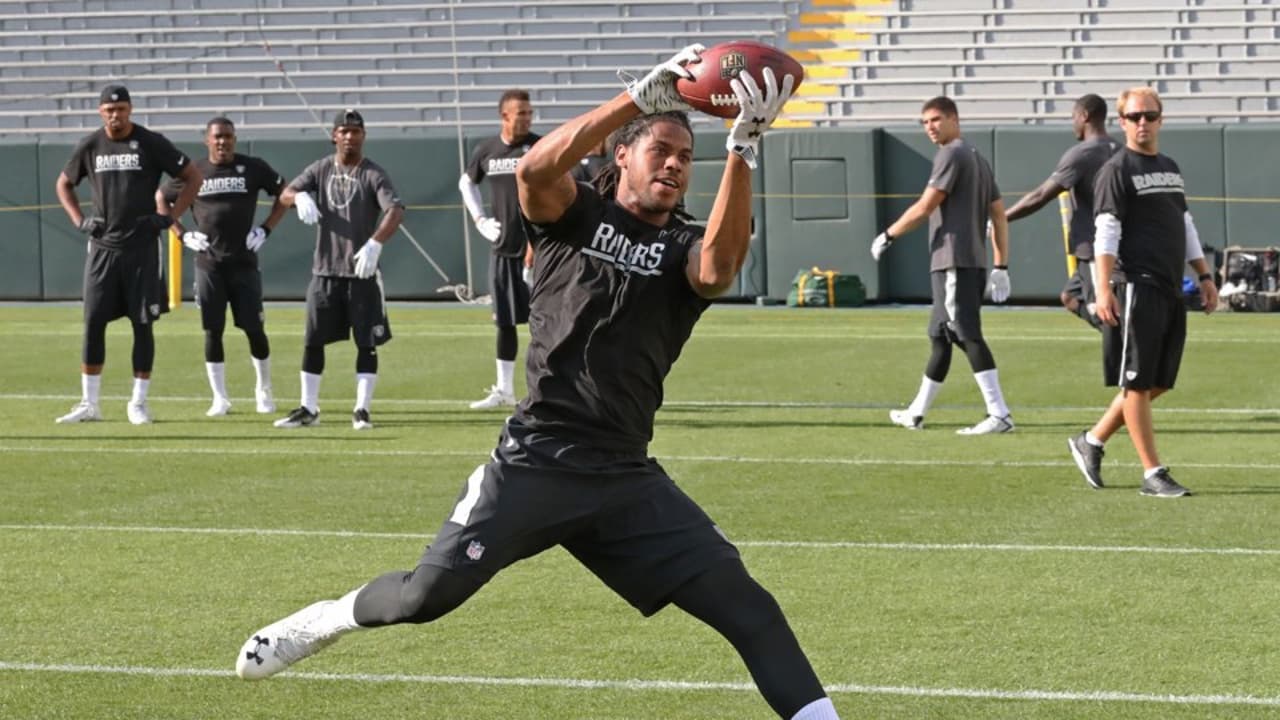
{"left": 1067, "top": 432, "right": 1105, "bottom": 489}
{"left": 352, "top": 408, "right": 373, "bottom": 430}
{"left": 1140, "top": 468, "right": 1192, "bottom": 498}
{"left": 274, "top": 406, "right": 319, "bottom": 428}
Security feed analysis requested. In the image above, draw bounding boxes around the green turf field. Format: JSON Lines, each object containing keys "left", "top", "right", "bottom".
{"left": 2, "top": 303, "right": 1279, "bottom": 719}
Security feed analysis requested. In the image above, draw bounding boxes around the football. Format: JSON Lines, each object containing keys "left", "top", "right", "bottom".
{"left": 675, "top": 40, "right": 805, "bottom": 119}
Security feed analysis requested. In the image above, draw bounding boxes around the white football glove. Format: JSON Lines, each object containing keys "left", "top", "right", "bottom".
{"left": 294, "top": 191, "right": 321, "bottom": 225}
{"left": 624, "top": 43, "right": 704, "bottom": 114}
{"left": 474, "top": 216, "right": 502, "bottom": 243}
{"left": 353, "top": 239, "right": 382, "bottom": 279}
{"left": 245, "top": 225, "right": 269, "bottom": 253}
{"left": 725, "top": 67, "right": 796, "bottom": 170}
{"left": 871, "top": 232, "right": 893, "bottom": 261}
{"left": 522, "top": 264, "right": 533, "bottom": 286}
{"left": 989, "top": 267, "right": 1011, "bottom": 303}
{"left": 182, "top": 231, "right": 211, "bottom": 253}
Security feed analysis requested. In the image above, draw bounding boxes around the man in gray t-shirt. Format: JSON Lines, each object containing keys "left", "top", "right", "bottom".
{"left": 870, "top": 96, "right": 1014, "bottom": 436}
{"left": 1006, "top": 94, "right": 1121, "bottom": 330}
{"left": 274, "top": 109, "right": 406, "bottom": 432}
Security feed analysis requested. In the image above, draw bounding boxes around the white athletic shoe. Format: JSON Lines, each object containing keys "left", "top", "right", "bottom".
{"left": 889, "top": 408, "right": 923, "bottom": 430}
{"left": 351, "top": 408, "right": 373, "bottom": 431}
{"left": 126, "top": 401, "right": 152, "bottom": 425}
{"left": 956, "top": 414, "right": 1015, "bottom": 435}
{"left": 235, "top": 600, "right": 352, "bottom": 680}
{"left": 206, "top": 396, "right": 233, "bottom": 417}
{"left": 468, "top": 385, "right": 516, "bottom": 410}
{"left": 255, "top": 386, "right": 276, "bottom": 414}
{"left": 55, "top": 401, "right": 102, "bottom": 424}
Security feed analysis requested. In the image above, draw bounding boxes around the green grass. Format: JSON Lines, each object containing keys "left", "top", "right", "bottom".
{"left": 2, "top": 303, "right": 1280, "bottom": 719}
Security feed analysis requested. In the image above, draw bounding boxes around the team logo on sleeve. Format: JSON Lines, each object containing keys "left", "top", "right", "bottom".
{"left": 465, "top": 540, "right": 486, "bottom": 561}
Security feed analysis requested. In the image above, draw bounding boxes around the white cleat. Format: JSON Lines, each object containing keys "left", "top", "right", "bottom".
{"left": 468, "top": 385, "right": 516, "bottom": 410}
{"left": 889, "top": 408, "right": 923, "bottom": 430}
{"left": 956, "top": 414, "right": 1015, "bottom": 435}
{"left": 206, "top": 396, "right": 233, "bottom": 417}
{"left": 255, "top": 386, "right": 276, "bottom": 414}
{"left": 126, "top": 401, "right": 152, "bottom": 425}
{"left": 235, "top": 601, "right": 351, "bottom": 680}
{"left": 55, "top": 401, "right": 102, "bottom": 424}
{"left": 351, "top": 408, "right": 373, "bottom": 430}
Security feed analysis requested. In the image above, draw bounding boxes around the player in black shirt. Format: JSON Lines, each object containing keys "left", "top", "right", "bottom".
{"left": 458, "top": 89, "right": 541, "bottom": 410}
{"left": 53, "top": 85, "right": 202, "bottom": 425}
{"left": 235, "top": 49, "right": 840, "bottom": 720}
{"left": 1067, "top": 87, "right": 1218, "bottom": 498}
{"left": 159, "top": 117, "right": 288, "bottom": 418}
{"left": 1005, "top": 94, "right": 1120, "bottom": 330}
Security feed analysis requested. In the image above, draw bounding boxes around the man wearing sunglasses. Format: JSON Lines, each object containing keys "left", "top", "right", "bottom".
{"left": 1067, "top": 87, "right": 1218, "bottom": 498}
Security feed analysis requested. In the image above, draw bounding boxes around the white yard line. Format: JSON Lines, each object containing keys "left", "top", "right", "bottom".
{"left": 2, "top": 443, "right": 1279, "bottom": 471}
{"left": 1, "top": 661, "right": 1277, "bottom": 707}
{"left": 3, "top": 522, "right": 1279, "bottom": 557}
{"left": 3, "top": 392, "right": 1275, "bottom": 414}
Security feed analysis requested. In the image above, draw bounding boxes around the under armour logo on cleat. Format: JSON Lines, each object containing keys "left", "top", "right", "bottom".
{"left": 245, "top": 635, "right": 270, "bottom": 665}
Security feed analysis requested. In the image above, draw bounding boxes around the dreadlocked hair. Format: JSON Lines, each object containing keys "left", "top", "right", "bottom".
{"left": 592, "top": 111, "right": 696, "bottom": 223}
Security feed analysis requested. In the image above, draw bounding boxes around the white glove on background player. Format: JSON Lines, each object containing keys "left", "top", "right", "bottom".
{"left": 182, "top": 231, "right": 211, "bottom": 253}
{"left": 353, "top": 239, "right": 382, "bottom": 279}
{"left": 624, "top": 43, "right": 704, "bottom": 114}
{"left": 294, "top": 191, "right": 321, "bottom": 225}
{"left": 870, "top": 232, "right": 893, "bottom": 261}
{"left": 989, "top": 267, "right": 1011, "bottom": 303}
{"left": 245, "top": 225, "right": 270, "bottom": 253}
{"left": 474, "top": 216, "right": 502, "bottom": 243}
{"left": 522, "top": 265, "right": 533, "bottom": 286}
{"left": 726, "top": 67, "right": 795, "bottom": 170}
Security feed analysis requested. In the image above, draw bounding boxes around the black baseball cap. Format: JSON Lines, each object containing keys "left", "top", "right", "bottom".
{"left": 332, "top": 108, "right": 364, "bottom": 129}
{"left": 99, "top": 85, "right": 131, "bottom": 105}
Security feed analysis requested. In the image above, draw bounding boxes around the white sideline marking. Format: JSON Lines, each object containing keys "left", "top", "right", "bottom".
{"left": 1, "top": 661, "right": 1278, "bottom": 707}
{"left": 6, "top": 325, "right": 1278, "bottom": 342}
{"left": 3, "top": 522, "right": 1279, "bottom": 557}
{"left": 3, "top": 444, "right": 1280, "bottom": 471}
{"left": 7, "top": 391, "right": 1279, "bottom": 414}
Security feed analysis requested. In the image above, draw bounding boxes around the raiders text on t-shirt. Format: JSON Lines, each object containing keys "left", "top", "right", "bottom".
{"left": 163, "top": 154, "right": 284, "bottom": 269}
{"left": 516, "top": 186, "right": 710, "bottom": 455}
{"left": 1093, "top": 147, "right": 1189, "bottom": 295}
{"left": 63, "top": 125, "right": 190, "bottom": 251}
{"left": 465, "top": 132, "right": 542, "bottom": 257}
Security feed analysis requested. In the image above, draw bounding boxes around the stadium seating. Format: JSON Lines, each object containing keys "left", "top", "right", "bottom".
{"left": 789, "top": 0, "right": 1280, "bottom": 124}
{"left": 0, "top": 0, "right": 801, "bottom": 136}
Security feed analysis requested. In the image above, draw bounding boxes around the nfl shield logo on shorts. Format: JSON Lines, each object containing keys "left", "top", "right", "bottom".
{"left": 465, "top": 540, "right": 485, "bottom": 561}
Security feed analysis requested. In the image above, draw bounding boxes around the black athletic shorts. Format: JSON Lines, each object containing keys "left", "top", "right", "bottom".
{"left": 1102, "top": 281, "right": 1186, "bottom": 390}
{"left": 421, "top": 418, "right": 741, "bottom": 616}
{"left": 194, "top": 262, "right": 264, "bottom": 335}
{"left": 489, "top": 253, "right": 530, "bottom": 327}
{"left": 303, "top": 274, "right": 392, "bottom": 347}
{"left": 1063, "top": 259, "right": 1097, "bottom": 305}
{"left": 928, "top": 267, "right": 987, "bottom": 342}
{"left": 83, "top": 241, "right": 166, "bottom": 327}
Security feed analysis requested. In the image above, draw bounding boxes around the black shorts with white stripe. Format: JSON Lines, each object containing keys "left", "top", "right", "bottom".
{"left": 1102, "top": 280, "right": 1186, "bottom": 390}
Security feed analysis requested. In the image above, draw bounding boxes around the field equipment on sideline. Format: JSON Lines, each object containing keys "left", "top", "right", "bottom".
{"left": 786, "top": 267, "right": 865, "bottom": 307}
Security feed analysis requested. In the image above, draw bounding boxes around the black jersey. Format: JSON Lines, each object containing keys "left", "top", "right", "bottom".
{"left": 1094, "top": 148, "right": 1189, "bottom": 296}
{"left": 62, "top": 125, "right": 190, "bottom": 251}
{"left": 162, "top": 154, "right": 284, "bottom": 270}
{"left": 515, "top": 186, "right": 710, "bottom": 455}
{"left": 465, "top": 132, "right": 541, "bottom": 257}
{"left": 1049, "top": 135, "right": 1121, "bottom": 261}
{"left": 571, "top": 153, "right": 609, "bottom": 184}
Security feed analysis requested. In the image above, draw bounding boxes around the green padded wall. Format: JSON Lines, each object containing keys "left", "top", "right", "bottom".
{"left": 761, "top": 128, "right": 879, "bottom": 300}
{"left": 992, "top": 126, "right": 1081, "bottom": 297}
{"left": 37, "top": 142, "right": 85, "bottom": 300}
{"left": 1222, "top": 125, "right": 1280, "bottom": 248}
{"left": 0, "top": 141, "right": 43, "bottom": 299}
{"left": 1161, "top": 126, "right": 1226, "bottom": 258}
